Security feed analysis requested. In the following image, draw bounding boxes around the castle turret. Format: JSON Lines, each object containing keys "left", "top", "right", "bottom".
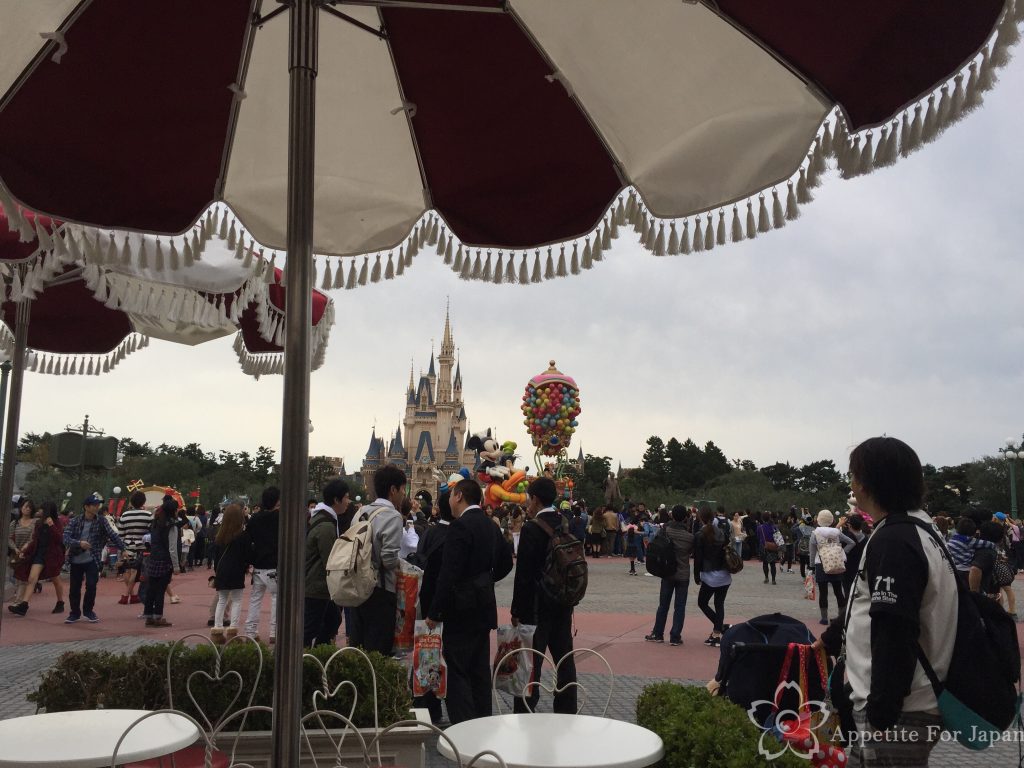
{"left": 438, "top": 307, "right": 455, "bottom": 404}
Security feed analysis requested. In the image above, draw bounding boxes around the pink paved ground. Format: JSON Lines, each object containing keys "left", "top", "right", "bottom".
{"left": 0, "top": 567, "right": 826, "bottom": 683}
{"left": 8, "top": 564, "right": 1024, "bottom": 685}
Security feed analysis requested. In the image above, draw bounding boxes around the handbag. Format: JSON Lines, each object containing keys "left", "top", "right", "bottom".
{"left": 723, "top": 540, "right": 743, "bottom": 574}
{"left": 773, "top": 644, "right": 848, "bottom": 767}
{"left": 816, "top": 534, "right": 846, "bottom": 575}
{"left": 993, "top": 554, "right": 1016, "bottom": 588}
{"left": 803, "top": 573, "right": 817, "bottom": 601}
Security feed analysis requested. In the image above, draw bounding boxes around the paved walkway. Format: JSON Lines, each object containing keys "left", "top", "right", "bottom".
{"left": 3, "top": 557, "right": 1022, "bottom": 766}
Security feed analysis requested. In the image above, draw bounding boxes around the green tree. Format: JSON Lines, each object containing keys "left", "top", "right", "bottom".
{"left": 797, "top": 459, "right": 843, "bottom": 494}
{"left": 18, "top": 431, "right": 50, "bottom": 457}
{"left": 308, "top": 456, "right": 336, "bottom": 496}
{"left": 642, "top": 436, "right": 667, "bottom": 481}
{"left": 760, "top": 461, "right": 799, "bottom": 491}
{"left": 678, "top": 439, "right": 705, "bottom": 488}
{"left": 700, "top": 441, "right": 731, "bottom": 483}
{"left": 118, "top": 437, "right": 153, "bottom": 459}
{"left": 254, "top": 446, "right": 276, "bottom": 479}
{"left": 664, "top": 438, "right": 686, "bottom": 488}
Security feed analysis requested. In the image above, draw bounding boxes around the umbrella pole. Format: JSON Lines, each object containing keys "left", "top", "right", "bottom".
{"left": 272, "top": 0, "right": 317, "bottom": 765}
{"left": 0, "top": 300, "right": 30, "bottom": 641}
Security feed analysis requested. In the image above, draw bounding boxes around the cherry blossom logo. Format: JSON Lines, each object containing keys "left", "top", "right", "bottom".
{"left": 747, "top": 680, "right": 833, "bottom": 762}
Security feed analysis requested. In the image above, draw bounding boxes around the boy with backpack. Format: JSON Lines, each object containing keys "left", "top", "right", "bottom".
{"left": 511, "top": 477, "right": 587, "bottom": 714}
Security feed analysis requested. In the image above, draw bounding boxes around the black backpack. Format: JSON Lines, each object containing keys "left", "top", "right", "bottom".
{"left": 645, "top": 527, "right": 677, "bottom": 578}
{"left": 533, "top": 517, "right": 588, "bottom": 607}
{"left": 884, "top": 517, "right": 1020, "bottom": 740}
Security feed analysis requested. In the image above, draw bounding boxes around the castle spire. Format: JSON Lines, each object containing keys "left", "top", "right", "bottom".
{"left": 407, "top": 359, "right": 414, "bottom": 393}
{"left": 441, "top": 300, "right": 454, "bottom": 357}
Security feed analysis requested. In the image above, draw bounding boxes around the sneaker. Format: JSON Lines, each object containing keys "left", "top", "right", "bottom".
{"left": 169, "top": 596, "right": 181, "bottom": 604}
{"left": 138, "top": 613, "right": 151, "bottom": 620}
{"left": 819, "top": 618, "right": 829, "bottom": 626}
{"left": 147, "top": 617, "right": 173, "bottom": 628}
{"left": 118, "top": 595, "right": 129, "bottom": 605}
{"left": 65, "top": 612, "right": 81, "bottom": 623}
{"left": 787, "top": 569, "right": 794, "bottom": 574}
{"left": 52, "top": 601, "right": 64, "bottom": 614}
{"left": 703, "top": 634, "right": 715, "bottom": 646}
{"left": 129, "top": 595, "right": 141, "bottom": 605}
{"left": 708, "top": 635, "right": 722, "bottom": 647}
{"left": 207, "top": 618, "right": 216, "bottom": 627}
{"left": 9, "top": 602, "right": 27, "bottom": 616}
{"left": 644, "top": 572, "right": 656, "bottom": 576}
{"left": 83, "top": 611, "right": 99, "bottom": 623}
{"left": 670, "top": 638, "right": 683, "bottom": 647}
{"left": 644, "top": 634, "right": 664, "bottom": 643}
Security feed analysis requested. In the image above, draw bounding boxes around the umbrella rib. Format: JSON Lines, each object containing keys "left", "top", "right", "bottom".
{"left": 375, "top": 6, "right": 433, "bottom": 209}
{"left": 337, "top": 0, "right": 507, "bottom": 12}
{"left": 0, "top": 0, "right": 94, "bottom": 116}
{"left": 216, "top": 0, "right": 265, "bottom": 200}
{"left": 320, "top": 3, "right": 388, "bottom": 38}
{"left": 504, "top": 4, "right": 630, "bottom": 188}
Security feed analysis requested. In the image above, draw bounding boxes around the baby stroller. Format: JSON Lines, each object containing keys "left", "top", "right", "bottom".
{"left": 714, "top": 613, "right": 826, "bottom": 720}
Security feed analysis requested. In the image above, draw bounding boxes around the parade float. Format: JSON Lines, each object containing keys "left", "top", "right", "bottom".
{"left": 467, "top": 360, "right": 583, "bottom": 508}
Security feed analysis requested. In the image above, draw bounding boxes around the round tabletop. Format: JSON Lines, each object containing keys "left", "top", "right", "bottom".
{"left": 437, "top": 713, "right": 665, "bottom": 768}
{"left": 0, "top": 709, "right": 200, "bottom": 767}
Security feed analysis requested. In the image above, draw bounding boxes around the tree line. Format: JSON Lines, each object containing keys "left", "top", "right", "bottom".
{"left": 16, "top": 432, "right": 366, "bottom": 508}
{"left": 565, "top": 435, "right": 1023, "bottom": 518}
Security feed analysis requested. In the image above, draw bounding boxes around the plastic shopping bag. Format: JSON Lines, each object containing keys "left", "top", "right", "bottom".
{"left": 412, "top": 620, "right": 447, "bottom": 698}
{"left": 394, "top": 559, "right": 423, "bottom": 654}
{"left": 493, "top": 623, "right": 537, "bottom": 696}
{"left": 803, "top": 573, "right": 816, "bottom": 601}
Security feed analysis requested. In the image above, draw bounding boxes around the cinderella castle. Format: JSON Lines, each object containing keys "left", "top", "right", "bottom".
{"left": 360, "top": 309, "right": 476, "bottom": 498}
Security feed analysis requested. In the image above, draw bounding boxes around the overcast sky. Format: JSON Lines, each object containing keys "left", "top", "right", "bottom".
{"left": 16, "top": 57, "right": 1024, "bottom": 476}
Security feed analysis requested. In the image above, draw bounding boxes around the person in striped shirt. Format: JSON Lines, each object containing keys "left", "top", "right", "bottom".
{"left": 117, "top": 491, "right": 153, "bottom": 605}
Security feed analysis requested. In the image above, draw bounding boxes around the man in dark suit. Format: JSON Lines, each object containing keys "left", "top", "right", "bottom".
{"left": 426, "top": 478, "right": 513, "bottom": 724}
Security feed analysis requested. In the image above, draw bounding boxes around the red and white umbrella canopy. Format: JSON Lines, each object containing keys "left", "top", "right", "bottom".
{"left": 0, "top": 0, "right": 1018, "bottom": 261}
{"left": 0, "top": 205, "right": 334, "bottom": 377}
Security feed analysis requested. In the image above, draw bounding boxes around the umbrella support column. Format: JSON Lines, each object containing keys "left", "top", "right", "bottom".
{"left": 273, "top": 1, "right": 317, "bottom": 766}
{"left": 0, "top": 300, "right": 30, "bottom": 640}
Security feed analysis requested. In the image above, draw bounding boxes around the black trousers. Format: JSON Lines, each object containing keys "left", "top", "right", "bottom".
{"left": 442, "top": 625, "right": 492, "bottom": 725}
{"left": 349, "top": 587, "right": 397, "bottom": 656}
{"left": 513, "top": 608, "right": 577, "bottom": 714}
{"left": 68, "top": 560, "right": 99, "bottom": 615}
{"left": 303, "top": 597, "right": 342, "bottom": 647}
{"left": 144, "top": 572, "right": 170, "bottom": 618}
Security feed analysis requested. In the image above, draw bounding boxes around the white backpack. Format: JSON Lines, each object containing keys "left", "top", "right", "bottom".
{"left": 816, "top": 531, "right": 846, "bottom": 575}
{"left": 326, "top": 508, "right": 383, "bottom": 607}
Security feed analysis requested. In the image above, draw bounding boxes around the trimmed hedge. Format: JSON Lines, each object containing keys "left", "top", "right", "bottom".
{"left": 28, "top": 642, "right": 411, "bottom": 731}
{"left": 636, "top": 683, "right": 808, "bottom": 768}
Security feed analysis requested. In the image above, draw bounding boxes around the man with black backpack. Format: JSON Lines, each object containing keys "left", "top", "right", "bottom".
{"left": 644, "top": 505, "right": 695, "bottom": 646}
{"left": 511, "top": 477, "right": 587, "bottom": 714}
{"left": 834, "top": 437, "right": 1013, "bottom": 766}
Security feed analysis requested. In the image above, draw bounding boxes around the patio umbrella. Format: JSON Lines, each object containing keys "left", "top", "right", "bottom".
{"left": 0, "top": 2, "right": 1018, "bottom": 762}
{"left": 0, "top": 206, "right": 334, "bottom": 637}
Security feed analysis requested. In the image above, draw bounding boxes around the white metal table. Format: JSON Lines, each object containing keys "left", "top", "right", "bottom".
{"left": 437, "top": 713, "right": 665, "bottom": 768}
{"left": 0, "top": 709, "right": 200, "bottom": 767}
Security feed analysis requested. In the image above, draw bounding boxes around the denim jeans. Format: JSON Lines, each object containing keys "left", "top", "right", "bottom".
{"left": 68, "top": 560, "right": 99, "bottom": 615}
{"left": 652, "top": 578, "right": 689, "bottom": 641}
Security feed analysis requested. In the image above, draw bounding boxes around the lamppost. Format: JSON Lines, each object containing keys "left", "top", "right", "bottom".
{"left": 1001, "top": 437, "right": 1024, "bottom": 516}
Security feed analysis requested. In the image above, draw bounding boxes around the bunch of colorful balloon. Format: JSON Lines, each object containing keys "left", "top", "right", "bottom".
{"left": 522, "top": 361, "right": 581, "bottom": 457}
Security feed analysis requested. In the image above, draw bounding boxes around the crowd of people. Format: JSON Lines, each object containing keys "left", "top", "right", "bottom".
{"left": 6, "top": 435, "right": 1023, "bottom": 766}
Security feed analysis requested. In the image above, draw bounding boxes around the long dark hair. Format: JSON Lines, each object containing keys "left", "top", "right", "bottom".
{"left": 700, "top": 507, "right": 716, "bottom": 544}
{"left": 39, "top": 500, "right": 59, "bottom": 525}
